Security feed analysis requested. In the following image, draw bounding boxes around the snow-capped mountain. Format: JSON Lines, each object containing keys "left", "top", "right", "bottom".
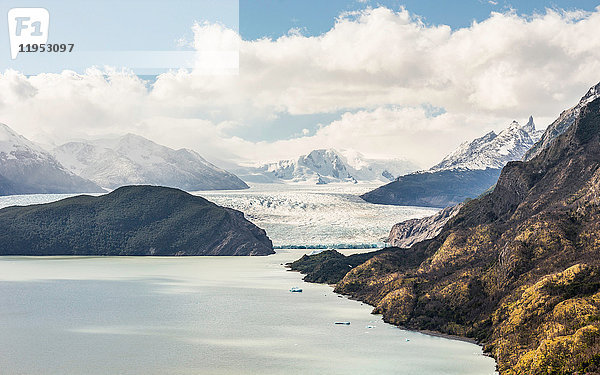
{"left": 236, "top": 149, "right": 417, "bottom": 184}
{"left": 430, "top": 116, "right": 542, "bottom": 172}
{"left": 0, "top": 123, "right": 104, "bottom": 195}
{"left": 52, "top": 134, "right": 248, "bottom": 191}
{"left": 361, "top": 117, "right": 542, "bottom": 208}
{"left": 524, "top": 81, "right": 600, "bottom": 161}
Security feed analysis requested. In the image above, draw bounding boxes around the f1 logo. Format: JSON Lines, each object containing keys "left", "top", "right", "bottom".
{"left": 7, "top": 8, "right": 49, "bottom": 59}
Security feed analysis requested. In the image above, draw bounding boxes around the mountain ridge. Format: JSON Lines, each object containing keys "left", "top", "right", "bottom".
{"left": 0, "top": 123, "right": 104, "bottom": 195}
{"left": 431, "top": 116, "right": 541, "bottom": 171}
{"left": 361, "top": 117, "right": 542, "bottom": 207}
{"left": 236, "top": 148, "right": 417, "bottom": 184}
{"left": 524, "top": 82, "right": 600, "bottom": 161}
{"left": 53, "top": 134, "right": 249, "bottom": 191}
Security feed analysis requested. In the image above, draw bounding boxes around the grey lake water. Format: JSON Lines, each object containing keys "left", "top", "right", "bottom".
{"left": 0, "top": 184, "right": 497, "bottom": 374}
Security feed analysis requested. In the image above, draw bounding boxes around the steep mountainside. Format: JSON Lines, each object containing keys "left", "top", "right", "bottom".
{"left": 525, "top": 82, "right": 600, "bottom": 161}
{"left": 362, "top": 118, "right": 541, "bottom": 207}
{"left": 0, "top": 123, "right": 104, "bottom": 196}
{"left": 236, "top": 149, "right": 417, "bottom": 184}
{"left": 53, "top": 134, "right": 248, "bottom": 191}
{"left": 0, "top": 185, "right": 273, "bottom": 256}
{"left": 293, "top": 92, "right": 600, "bottom": 374}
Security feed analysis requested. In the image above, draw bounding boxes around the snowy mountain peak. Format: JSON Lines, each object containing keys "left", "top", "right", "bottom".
{"left": 430, "top": 118, "right": 541, "bottom": 172}
{"left": 580, "top": 81, "right": 600, "bottom": 106}
{"left": 523, "top": 115, "right": 536, "bottom": 134}
{"left": 0, "top": 123, "right": 103, "bottom": 195}
{"left": 52, "top": 134, "right": 248, "bottom": 191}
{"left": 0, "top": 122, "right": 16, "bottom": 138}
{"left": 299, "top": 149, "right": 352, "bottom": 180}
{"left": 0, "top": 122, "right": 46, "bottom": 156}
{"left": 235, "top": 148, "right": 418, "bottom": 184}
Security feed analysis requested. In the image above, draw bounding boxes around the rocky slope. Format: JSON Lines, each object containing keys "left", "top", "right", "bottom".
{"left": 524, "top": 82, "right": 600, "bottom": 161}
{"left": 361, "top": 118, "right": 541, "bottom": 207}
{"left": 0, "top": 123, "right": 104, "bottom": 195}
{"left": 0, "top": 185, "right": 274, "bottom": 256}
{"left": 236, "top": 148, "right": 417, "bottom": 184}
{"left": 292, "top": 90, "right": 600, "bottom": 374}
{"left": 386, "top": 203, "right": 463, "bottom": 248}
{"left": 53, "top": 134, "right": 248, "bottom": 191}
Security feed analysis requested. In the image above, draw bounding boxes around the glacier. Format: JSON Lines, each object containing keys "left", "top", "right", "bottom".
{"left": 195, "top": 183, "right": 438, "bottom": 247}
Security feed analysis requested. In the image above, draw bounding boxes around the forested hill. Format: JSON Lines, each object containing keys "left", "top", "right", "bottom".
{"left": 0, "top": 185, "right": 274, "bottom": 256}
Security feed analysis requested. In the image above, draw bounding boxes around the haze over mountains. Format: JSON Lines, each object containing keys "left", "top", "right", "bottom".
{"left": 361, "top": 117, "right": 543, "bottom": 207}
{"left": 235, "top": 148, "right": 418, "bottom": 184}
{"left": 53, "top": 134, "right": 249, "bottom": 191}
{"left": 0, "top": 123, "right": 103, "bottom": 195}
{"left": 0, "top": 124, "right": 250, "bottom": 196}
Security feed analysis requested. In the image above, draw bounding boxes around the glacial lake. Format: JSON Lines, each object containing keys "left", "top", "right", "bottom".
{"left": 0, "top": 184, "right": 496, "bottom": 374}
{"left": 0, "top": 253, "right": 496, "bottom": 375}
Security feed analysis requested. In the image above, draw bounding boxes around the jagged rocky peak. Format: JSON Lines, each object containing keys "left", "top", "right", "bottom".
{"left": 523, "top": 115, "right": 535, "bottom": 133}
{"left": 429, "top": 117, "right": 539, "bottom": 172}
{"left": 236, "top": 148, "right": 417, "bottom": 184}
{"left": 580, "top": 81, "right": 600, "bottom": 106}
{"left": 361, "top": 116, "right": 540, "bottom": 207}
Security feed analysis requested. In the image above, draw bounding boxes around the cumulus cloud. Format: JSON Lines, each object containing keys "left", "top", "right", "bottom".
{"left": 1, "top": 6, "right": 600, "bottom": 168}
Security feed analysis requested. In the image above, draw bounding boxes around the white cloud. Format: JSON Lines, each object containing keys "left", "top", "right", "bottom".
{"left": 1, "top": 6, "right": 600, "bottom": 168}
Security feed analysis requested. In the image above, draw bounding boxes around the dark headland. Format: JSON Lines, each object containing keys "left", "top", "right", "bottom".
{"left": 0, "top": 185, "right": 274, "bottom": 256}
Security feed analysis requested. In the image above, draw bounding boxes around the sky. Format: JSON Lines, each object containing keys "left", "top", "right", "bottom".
{"left": 1, "top": 1, "right": 600, "bottom": 169}
{"left": 240, "top": 0, "right": 600, "bottom": 38}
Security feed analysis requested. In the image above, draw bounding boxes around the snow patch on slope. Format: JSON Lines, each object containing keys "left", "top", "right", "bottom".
{"left": 430, "top": 116, "right": 541, "bottom": 172}
{"left": 236, "top": 149, "right": 418, "bottom": 184}
{"left": 53, "top": 134, "right": 248, "bottom": 191}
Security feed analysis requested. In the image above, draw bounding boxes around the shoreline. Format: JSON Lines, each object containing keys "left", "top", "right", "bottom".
{"left": 288, "top": 265, "right": 490, "bottom": 348}
{"left": 343, "top": 292, "right": 482, "bottom": 345}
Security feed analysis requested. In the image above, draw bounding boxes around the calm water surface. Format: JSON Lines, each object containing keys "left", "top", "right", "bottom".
{"left": 0, "top": 252, "right": 496, "bottom": 375}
